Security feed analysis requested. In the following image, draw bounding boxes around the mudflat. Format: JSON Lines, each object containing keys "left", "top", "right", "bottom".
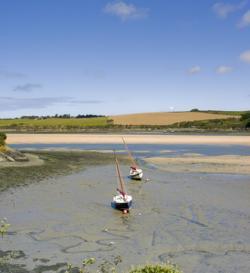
{"left": 1, "top": 145, "right": 250, "bottom": 272}
{"left": 0, "top": 164, "right": 250, "bottom": 273}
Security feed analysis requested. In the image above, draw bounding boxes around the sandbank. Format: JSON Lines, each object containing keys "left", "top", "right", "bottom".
{"left": 145, "top": 155, "right": 250, "bottom": 174}
{"left": 6, "top": 134, "right": 250, "bottom": 145}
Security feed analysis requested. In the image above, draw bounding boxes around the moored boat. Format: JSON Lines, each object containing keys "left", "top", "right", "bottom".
{"left": 129, "top": 166, "right": 143, "bottom": 180}
{"left": 111, "top": 151, "right": 132, "bottom": 213}
{"left": 122, "top": 137, "right": 143, "bottom": 180}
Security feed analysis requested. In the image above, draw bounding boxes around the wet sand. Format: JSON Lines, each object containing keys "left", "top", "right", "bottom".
{"left": 145, "top": 155, "right": 250, "bottom": 174}
{"left": 1, "top": 163, "right": 250, "bottom": 272}
{"left": 7, "top": 133, "right": 250, "bottom": 145}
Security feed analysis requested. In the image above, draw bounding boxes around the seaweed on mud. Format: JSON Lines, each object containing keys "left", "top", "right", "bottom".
{"left": 0, "top": 250, "right": 26, "bottom": 260}
{"left": 0, "top": 250, "right": 28, "bottom": 273}
{"left": 0, "top": 151, "right": 129, "bottom": 192}
{"left": 32, "top": 263, "right": 67, "bottom": 273}
{"left": 0, "top": 263, "right": 30, "bottom": 273}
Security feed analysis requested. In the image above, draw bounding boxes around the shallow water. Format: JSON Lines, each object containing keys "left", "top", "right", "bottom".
{"left": 11, "top": 143, "right": 250, "bottom": 157}
{"left": 1, "top": 160, "right": 250, "bottom": 272}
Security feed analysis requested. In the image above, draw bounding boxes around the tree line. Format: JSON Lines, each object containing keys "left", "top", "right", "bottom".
{"left": 17, "top": 114, "right": 106, "bottom": 119}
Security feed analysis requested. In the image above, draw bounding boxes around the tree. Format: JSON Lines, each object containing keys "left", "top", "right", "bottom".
{"left": 190, "top": 108, "right": 199, "bottom": 112}
{"left": 240, "top": 111, "right": 250, "bottom": 121}
{"left": 245, "top": 119, "right": 250, "bottom": 129}
{"left": 0, "top": 132, "right": 6, "bottom": 146}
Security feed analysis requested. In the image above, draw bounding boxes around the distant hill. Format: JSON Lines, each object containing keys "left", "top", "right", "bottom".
{"left": 110, "top": 112, "right": 239, "bottom": 126}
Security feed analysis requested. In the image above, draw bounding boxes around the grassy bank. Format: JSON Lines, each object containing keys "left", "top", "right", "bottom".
{"left": 0, "top": 151, "right": 128, "bottom": 192}
{"left": 197, "top": 110, "right": 247, "bottom": 116}
{"left": 168, "top": 118, "right": 243, "bottom": 130}
{"left": 168, "top": 117, "right": 249, "bottom": 130}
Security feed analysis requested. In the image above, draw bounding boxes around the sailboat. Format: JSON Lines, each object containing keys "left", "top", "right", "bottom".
{"left": 111, "top": 151, "right": 132, "bottom": 212}
{"left": 122, "top": 137, "right": 143, "bottom": 180}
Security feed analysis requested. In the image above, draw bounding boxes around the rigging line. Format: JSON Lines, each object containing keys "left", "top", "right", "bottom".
{"left": 122, "top": 137, "right": 138, "bottom": 168}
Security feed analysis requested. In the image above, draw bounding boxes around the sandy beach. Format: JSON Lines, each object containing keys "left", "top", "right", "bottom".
{"left": 145, "top": 155, "right": 250, "bottom": 174}
{"left": 6, "top": 133, "right": 250, "bottom": 145}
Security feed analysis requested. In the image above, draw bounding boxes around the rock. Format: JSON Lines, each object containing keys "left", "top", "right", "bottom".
{"left": 0, "top": 147, "right": 29, "bottom": 162}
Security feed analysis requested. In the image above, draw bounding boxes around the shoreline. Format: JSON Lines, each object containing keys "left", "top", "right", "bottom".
{"left": 6, "top": 133, "right": 250, "bottom": 146}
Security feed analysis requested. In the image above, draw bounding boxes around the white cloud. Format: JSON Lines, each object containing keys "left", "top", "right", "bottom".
{"left": 240, "top": 50, "right": 250, "bottom": 63}
{"left": 104, "top": 1, "right": 148, "bottom": 20}
{"left": 212, "top": 1, "right": 246, "bottom": 19}
{"left": 216, "top": 65, "right": 233, "bottom": 74}
{"left": 238, "top": 10, "right": 250, "bottom": 27}
{"left": 188, "top": 66, "right": 201, "bottom": 75}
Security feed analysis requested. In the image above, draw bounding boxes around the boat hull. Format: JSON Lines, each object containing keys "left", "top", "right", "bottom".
{"left": 112, "top": 194, "right": 132, "bottom": 211}
{"left": 129, "top": 168, "right": 143, "bottom": 180}
{"left": 111, "top": 200, "right": 132, "bottom": 211}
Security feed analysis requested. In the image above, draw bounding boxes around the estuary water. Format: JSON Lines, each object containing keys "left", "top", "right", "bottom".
{"left": 11, "top": 143, "right": 250, "bottom": 157}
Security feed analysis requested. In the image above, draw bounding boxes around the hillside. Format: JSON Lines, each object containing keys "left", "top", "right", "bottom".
{"left": 111, "top": 112, "right": 239, "bottom": 126}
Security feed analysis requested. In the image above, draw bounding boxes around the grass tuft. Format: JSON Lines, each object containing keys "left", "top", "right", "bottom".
{"left": 129, "top": 263, "right": 182, "bottom": 273}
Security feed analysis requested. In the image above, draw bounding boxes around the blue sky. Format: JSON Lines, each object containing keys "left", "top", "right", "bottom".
{"left": 0, "top": 0, "right": 250, "bottom": 117}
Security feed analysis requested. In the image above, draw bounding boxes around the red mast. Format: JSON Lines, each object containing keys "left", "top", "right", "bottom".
{"left": 114, "top": 151, "right": 126, "bottom": 198}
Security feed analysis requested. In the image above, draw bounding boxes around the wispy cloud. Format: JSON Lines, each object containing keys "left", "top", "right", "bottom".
{"left": 104, "top": 1, "right": 148, "bottom": 21}
{"left": 0, "top": 97, "right": 104, "bottom": 112}
{"left": 212, "top": 1, "right": 247, "bottom": 19}
{"left": 0, "top": 70, "right": 26, "bottom": 79}
{"left": 216, "top": 65, "right": 233, "bottom": 74}
{"left": 238, "top": 10, "right": 250, "bottom": 27}
{"left": 240, "top": 49, "right": 250, "bottom": 63}
{"left": 188, "top": 66, "right": 201, "bottom": 75}
{"left": 83, "top": 69, "right": 106, "bottom": 79}
{"left": 0, "top": 97, "right": 71, "bottom": 112}
{"left": 13, "top": 83, "right": 42, "bottom": 92}
{"left": 70, "top": 99, "right": 104, "bottom": 104}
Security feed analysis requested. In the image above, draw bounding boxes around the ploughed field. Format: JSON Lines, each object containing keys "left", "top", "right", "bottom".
{"left": 111, "top": 112, "right": 238, "bottom": 126}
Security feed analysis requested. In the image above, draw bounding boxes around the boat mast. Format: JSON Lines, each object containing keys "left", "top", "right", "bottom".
{"left": 114, "top": 151, "right": 126, "bottom": 197}
{"left": 122, "top": 137, "right": 138, "bottom": 168}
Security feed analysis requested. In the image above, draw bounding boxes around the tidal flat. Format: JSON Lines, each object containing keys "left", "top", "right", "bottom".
{"left": 0, "top": 146, "right": 250, "bottom": 273}
{"left": 0, "top": 151, "right": 129, "bottom": 192}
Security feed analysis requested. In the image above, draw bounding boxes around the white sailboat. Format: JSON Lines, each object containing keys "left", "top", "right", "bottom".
{"left": 122, "top": 137, "right": 143, "bottom": 180}
{"left": 111, "top": 151, "right": 132, "bottom": 213}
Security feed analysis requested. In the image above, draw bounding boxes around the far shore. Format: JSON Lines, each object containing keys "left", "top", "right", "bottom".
{"left": 6, "top": 133, "right": 250, "bottom": 146}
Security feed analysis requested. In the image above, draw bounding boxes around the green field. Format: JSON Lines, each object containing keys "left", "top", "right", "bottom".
{"left": 0, "top": 117, "right": 110, "bottom": 130}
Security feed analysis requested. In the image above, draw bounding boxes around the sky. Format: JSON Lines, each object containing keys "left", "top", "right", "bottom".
{"left": 0, "top": 0, "right": 250, "bottom": 117}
